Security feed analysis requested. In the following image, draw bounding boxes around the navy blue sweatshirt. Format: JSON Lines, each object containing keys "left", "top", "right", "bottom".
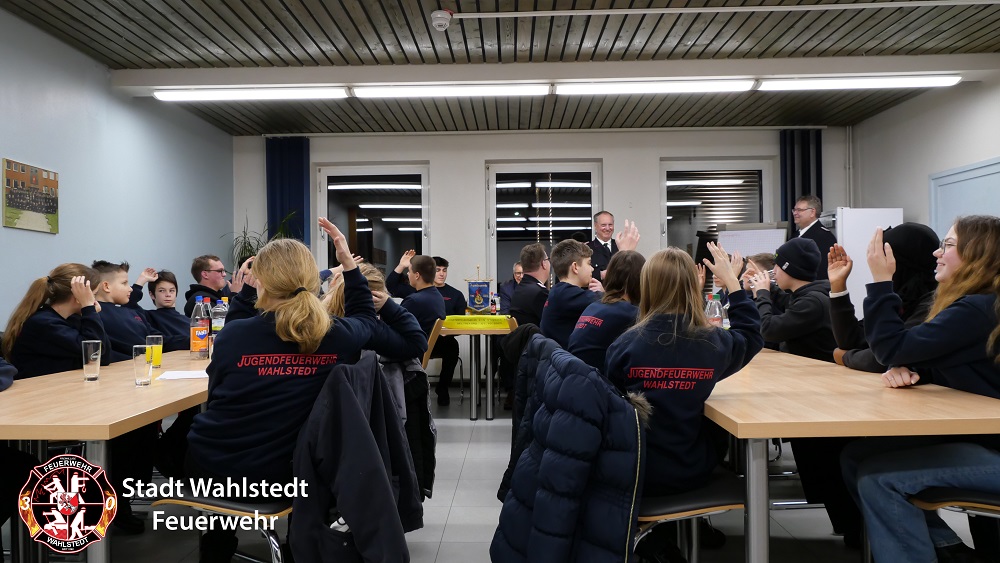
{"left": 97, "top": 302, "right": 186, "bottom": 363}
{"left": 0, "top": 358, "right": 15, "bottom": 391}
{"left": 386, "top": 271, "right": 415, "bottom": 299}
{"left": 864, "top": 282, "right": 1000, "bottom": 402}
{"left": 606, "top": 290, "right": 763, "bottom": 495}
{"left": 186, "top": 267, "right": 378, "bottom": 482}
{"left": 123, "top": 283, "right": 191, "bottom": 349}
{"left": 567, "top": 300, "right": 639, "bottom": 372}
{"left": 184, "top": 284, "right": 231, "bottom": 317}
{"left": 400, "top": 286, "right": 446, "bottom": 336}
{"left": 540, "top": 281, "right": 601, "bottom": 348}
{"left": 367, "top": 299, "right": 429, "bottom": 361}
{"left": 438, "top": 283, "right": 467, "bottom": 316}
{"left": 8, "top": 305, "right": 111, "bottom": 379}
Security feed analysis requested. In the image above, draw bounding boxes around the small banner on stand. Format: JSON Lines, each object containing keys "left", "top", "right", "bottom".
{"left": 468, "top": 281, "right": 490, "bottom": 310}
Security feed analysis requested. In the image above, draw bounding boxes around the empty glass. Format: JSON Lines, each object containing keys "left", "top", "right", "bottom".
{"left": 132, "top": 345, "right": 153, "bottom": 387}
{"left": 82, "top": 340, "right": 102, "bottom": 381}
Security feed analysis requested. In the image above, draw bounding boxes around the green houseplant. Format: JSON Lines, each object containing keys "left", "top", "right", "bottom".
{"left": 229, "top": 211, "right": 297, "bottom": 267}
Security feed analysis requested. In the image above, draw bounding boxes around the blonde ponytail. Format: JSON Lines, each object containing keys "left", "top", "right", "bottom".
{"left": 2, "top": 264, "right": 99, "bottom": 358}
{"left": 253, "top": 239, "right": 331, "bottom": 354}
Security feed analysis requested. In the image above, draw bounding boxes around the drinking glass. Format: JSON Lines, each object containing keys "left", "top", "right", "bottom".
{"left": 146, "top": 335, "right": 163, "bottom": 368}
{"left": 82, "top": 340, "right": 102, "bottom": 381}
{"left": 132, "top": 345, "right": 153, "bottom": 386}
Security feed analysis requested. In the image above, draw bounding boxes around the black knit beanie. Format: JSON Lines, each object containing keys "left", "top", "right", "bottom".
{"left": 774, "top": 238, "right": 821, "bottom": 282}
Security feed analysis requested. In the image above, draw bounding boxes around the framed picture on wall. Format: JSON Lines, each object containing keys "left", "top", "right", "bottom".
{"left": 2, "top": 158, "right": 59, "bottom": 234}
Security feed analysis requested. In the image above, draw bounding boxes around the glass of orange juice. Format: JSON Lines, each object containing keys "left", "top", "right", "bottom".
{"left": 146, "top": 335, "right": 163, "bottom": 368}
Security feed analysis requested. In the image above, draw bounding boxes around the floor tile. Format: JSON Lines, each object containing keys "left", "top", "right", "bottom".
{"left": 441, "top": 506, "right": 502, "bottom": 543}
{"left": 436, "top": 541, "right": 493, "bottom": 563}
{"left": 452, "top": 480, "right": 504, "bottom": 507}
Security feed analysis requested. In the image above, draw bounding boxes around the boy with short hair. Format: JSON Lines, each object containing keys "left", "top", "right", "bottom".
{"left": 145, "top": 270, "right": 191, "bottom": 343}
{"left": 184, "top": 254, "right": 232, "bottom": 316}
{"left": 539, "top": 239, "right": 603, "bottom": 348}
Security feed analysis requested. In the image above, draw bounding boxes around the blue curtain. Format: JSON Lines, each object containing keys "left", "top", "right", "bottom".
{"left": 780, "top": 129, "right": 823, "bottom": 239}
{"left": 265, "top": 136, "right": 309, "bottom": 245}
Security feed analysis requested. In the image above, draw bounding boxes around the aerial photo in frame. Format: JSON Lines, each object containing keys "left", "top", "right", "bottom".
{"left": 3, "top": 158, "right": 59, "bottom": 234}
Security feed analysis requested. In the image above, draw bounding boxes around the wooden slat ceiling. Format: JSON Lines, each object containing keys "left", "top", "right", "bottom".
{"left": 2, "top": 0, "right": 996, "bottom": 134}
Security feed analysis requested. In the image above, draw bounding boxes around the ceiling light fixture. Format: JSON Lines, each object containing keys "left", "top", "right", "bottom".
{"left": 354, "top": 84, "right": 549, "bottom": 98}
{"left": 666, "top": 201, "right": 703, "bottom": 207}
{"left": 497, "top": 227, "right": 526, "bottom": 231}
{"left": 527, "top": 216, "right": 592, "bottom": 222}
{"left": 381, "top": 218, "right": 423, "bottom": 222}
{"left": 536, "top": 181, "right": 592, "bottom": 188}
{"left": 359, "top": 204, "right": 422, "bottom": 209}
{"left": 758, "top": 75, "right": 962, "bottom": 91}
{"left": 497, "top": 203, "right": 530, "bottom": 208}
{"left": 496, "top": 182, "right": 532, "bottom": 189}
{"left": 398, "top": 227, "right": 423, "bottom": 232}
{"left": 525, "top": 226, "right": 591, "bottom": 231}
{"left": 356, "top": 228, "right": 373, "bottom": 232}
{"left": 356, "top": 218, "right": 369, "bottom": 222}
{"left": 556, "top": 80, "right": 754, "bottom": 95}
{"left": 328, "top": 184, "right": 422, "bottom": 190}
{"left": 497, "top": 217, "right": 527, "bottom": 222}
{"left": 153, "top": 87, "right": 349, "bottom": 102}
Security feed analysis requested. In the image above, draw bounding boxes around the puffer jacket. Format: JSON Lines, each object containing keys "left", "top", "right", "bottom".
{"left": 491, "top": 344, "right": 650, "bottom": 563}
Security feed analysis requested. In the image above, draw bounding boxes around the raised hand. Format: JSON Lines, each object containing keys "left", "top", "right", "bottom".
{"left": 136, "top": 267, "right": 158, "bottom": 286}
{"left": 827, "top": 244, "right": 853, "bottom": 293}
{"left": 395, "top": 249, "right": 416, "bottom": 273}
{"left": 866, "top": 228, "right": 896, "bottom": 283}
{"left": 231, "top": 256, "right": 257, "bottom": 292}
{"left": 749, "top": 271, "right": 770, "bottom": 297}
{"left": 588, "top": 277, "right": 604, "bottom": 293}
{"left": 882, "top": 366, "right": 919, "bottom": 388}
{"left": 70, "top": 276, "right": 96, "bottom": 308}
{"left": 702, "top": 242, "right": 740, "bottom": 292}
{"left": 615, "top": 220, "right": 640, "bottom": 251}
{"left": 319, "top": 217, "right": 357, "bottom": 271}
{"left": 372, "top": 290, "right": 389, "bottom": 312}
{"left": 695, "top": 263, "right": 707, "bottom": 289}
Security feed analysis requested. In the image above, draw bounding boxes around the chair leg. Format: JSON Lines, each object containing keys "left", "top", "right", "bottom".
{"left": 458, "top": 358, "right": 465, "bottom": 404}
{"left": 689, "top": 518, "right": 700, "bottom": 563}
{"left": 261, "top": 529, "right": 283, "bottom": 563}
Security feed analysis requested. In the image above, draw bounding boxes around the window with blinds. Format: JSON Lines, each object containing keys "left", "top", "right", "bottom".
{"left": 665, "top": 170, "right": 763, "bottom": 258}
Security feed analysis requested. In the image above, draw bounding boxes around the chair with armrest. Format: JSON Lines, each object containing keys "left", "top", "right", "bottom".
{"left": 420, "top": 318, "right": 466, "bottom": 401}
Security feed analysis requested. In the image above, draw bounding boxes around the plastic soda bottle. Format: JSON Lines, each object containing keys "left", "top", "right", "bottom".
{"left": 190, "top": 297, "right": 210, "bottom": 358}
{"left": 211, "top": 300, "right": 227, "bottom": 334}
{"left": 705, "top": 294, "right": 724, "bottom": 328}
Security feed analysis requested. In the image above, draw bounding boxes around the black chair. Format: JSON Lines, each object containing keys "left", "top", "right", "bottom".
{"left": 635, "top": 472, "right": 744, "bottom": 563}
{"left": 911, "top": 487, "right": 1000, "bottom": 559}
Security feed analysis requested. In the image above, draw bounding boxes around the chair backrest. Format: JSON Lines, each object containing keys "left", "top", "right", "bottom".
{"left": 421, "top": 318, "right": 444, "bottom": 370}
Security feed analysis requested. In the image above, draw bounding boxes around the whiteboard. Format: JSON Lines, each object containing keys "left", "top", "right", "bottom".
{"left": 835, "top": 207, "right": 904, "bottom": 320}
{"left": 717, "top": 229, "right": 787, "bottom": 258}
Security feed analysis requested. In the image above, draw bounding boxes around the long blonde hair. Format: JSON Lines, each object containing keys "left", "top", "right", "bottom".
{"left": 326, "top": 263, "right": 385, "bottom": 317}
{"left": 253, "top": 239, "right": 331, "bottom": 354}
{"left": 2, "top": 263, "right": 100, "bottom": 358}
{"left": 634, "top": 248, "right": 709, "bottom": 333}
{"left": 925, "top": 215, "right": 1000, "bottom": 362}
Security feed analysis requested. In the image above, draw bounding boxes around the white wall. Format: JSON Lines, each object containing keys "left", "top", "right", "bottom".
{"left": 0, "top": 13, "right": 233, "bottom": 323}
{"left": 234, "top": 129, "right": 848, "bottom": 288}
{"left": 852, "top": 77, "right": 1000, "bottom": 224}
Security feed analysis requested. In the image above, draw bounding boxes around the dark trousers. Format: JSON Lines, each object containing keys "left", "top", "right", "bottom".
{"left": 790, "top": 437, "right": 863, "bottom": 539}
{"left": 431, "top": 335, "right": 459, "bottom": 397}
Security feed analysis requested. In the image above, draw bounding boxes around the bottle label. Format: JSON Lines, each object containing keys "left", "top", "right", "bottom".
{"left": 190, "top": 327, "right": 209, "bottom": 352}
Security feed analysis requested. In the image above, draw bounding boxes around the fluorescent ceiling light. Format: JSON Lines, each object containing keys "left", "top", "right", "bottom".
{"left": 356, "top": 218, "right": 369, "bottom": 222}
{"left": 356, "top": 228, "right": 372, "bottom": 232}
{"left": 556, "top": 80, "right": 754, "bottom": 95}
{"left": 666, "top": 180, "right": 745, "bottom": 186}
{"left": 153, "top": 87, "right": 348, "bottom": 102}
{"left": 354, "top": 84, "right": 549, "bottom": 98}
{"left": 497, "top": 217, "right": 527, "bottom": 222}
{"left": 666, "top": 201, "right": 703, "bottom": 207}
{"left": 525, "top": 226, "right": 591, "bottom": 231}
{"left": 536, "top": 181, "right": 592, "bottom": 188}
{"left": 528, "top": 216, "right": 592, "bottom": 222}
{"left": 666, "top": 216, "right": 674, "bottom": 220}
{"left": 758, "top": 75, "right": 961, "bottom": 91}
{"left": 497, "top": 203, "right": 529, "bottom": 208}
{"left": 531, "top": 203, "right": 592, "bottom": 208}
{"left": 497, "top": 227, "right": 526, "bottom": 231}
{"left": 381, "top": 218, "right": 422, "bottom": 222}
{"left": 359, "top": 204, "right": 422, "bottom": 209}
{"left": 398, "top": 227, "right": 423, "bottom": 232}
{"left": 328, "top": 184, "right": 421, "bottom": 190}
{"left": 496, "top": 182, "right": 532, "bottom": 189}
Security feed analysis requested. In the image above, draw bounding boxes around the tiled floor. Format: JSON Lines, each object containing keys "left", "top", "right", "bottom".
{"left": 2, "top": 388, "right": 976, "bottom": 562}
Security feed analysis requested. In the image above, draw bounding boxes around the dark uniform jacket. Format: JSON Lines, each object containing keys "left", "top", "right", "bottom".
{"left": 586, "top": 238, "right": 618, "bottom": 281}
{"left": 798, "top": 223, "right": 837, "bottom": 280}
{"left": 510, "top": 274, "right": 548, "bottom": 328}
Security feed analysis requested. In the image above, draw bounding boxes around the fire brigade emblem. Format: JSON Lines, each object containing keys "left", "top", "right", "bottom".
{"left": 17, "top": 454, "right": 117, "bottom": 554}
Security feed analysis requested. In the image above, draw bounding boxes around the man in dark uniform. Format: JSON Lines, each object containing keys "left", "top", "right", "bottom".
{"left": 791, "top": 195, "right": 837, "bottom": 280}
{"left": 586, "top": 211, "right": 617, "bottom": 282}
{"left": 510, "top": 243, "right": 550, "bottom": 328}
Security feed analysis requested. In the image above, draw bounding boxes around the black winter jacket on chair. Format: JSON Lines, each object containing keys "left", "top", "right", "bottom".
{"left": 290, "top": 352, "right": 423, "bottom": 563}
{"left": 491, "top": 344, "right": 650, "bottom": 563}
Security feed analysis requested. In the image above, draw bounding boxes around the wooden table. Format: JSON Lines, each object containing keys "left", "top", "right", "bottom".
{"left": 439, "top": 323, "right": 515, "bottom": 420}
{"left": 0, "top": 351, "right": 209, "bottom": 563}
{"left": 704, "top": 349, "right": 1000, "bottom": 563}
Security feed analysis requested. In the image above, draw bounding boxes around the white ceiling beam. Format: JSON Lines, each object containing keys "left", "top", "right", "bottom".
{"left": 112, "top": 54, "right": 1000, "bottom": 96}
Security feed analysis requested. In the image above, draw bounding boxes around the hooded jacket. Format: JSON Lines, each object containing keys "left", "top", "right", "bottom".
{"left": 491, "top": 343, "right": 649, "bottom": 563}
{"left": 754, "top": 280, "right": 836, "bottom": 362}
